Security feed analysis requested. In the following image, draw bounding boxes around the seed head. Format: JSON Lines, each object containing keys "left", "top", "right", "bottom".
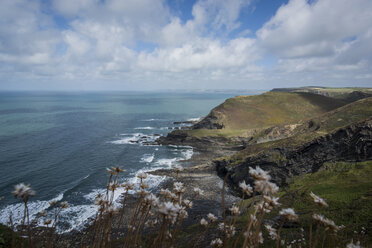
{"left": 106, "top": 168, "right": 116, "bottom": 175}
{"left": 13, "top": 183, "right": 35, "bottom": 201}
{"left": 265, "top": 224, "right": 278, "bottom": 240}
{"left": 173, "top": 181, "right": 185, "bottom": 194}
{"left": 121, "top": 182, "right": 134, "bottom": 191}
{"left": 173, "top": 165, "right": 184, "bottom": 172}
{"left": 137, "top": 172, "right": 147, "bottom": 179}
{"left": 310, "top": 192, "right": 328, "bottom": 207}
{"left": 112, "top": 165, "right": 124, "bottom": 174}
{"left": 160, "top": 188, "right": 172, "bottom": 198}
{"left": 136, "top": 188, "right": 149, "bottom": 197}
{"left": 239, "top": 181, "right": 253, "bottom": 195}
{"left": 140, "top": 182, "right": 149, "bottom": 189}
{"left": 249, "top": 166, "right": 271, "bottom": 181}
{"left": 44, "top": 219, "right": 52, "bottom": 225}
{"left": 193, "top": 187, "right": 203, "bottom": 196}
{"left": 200, "top": 218, "right": 208, "bottom": 226}
{"left": 158, "top": 201, "right": 181, "bottom": 218}
{"left": 312, "top": 214, "right": 339, "bottom": 232}
{"left": 109, "top": 182, "right": 120, "bottom": 191}
{"left": 144, "top": 193, "right": 159, "bottom": 207}
{"left": 254, "top": 180, "right": 279, "bottom": 195}
{"left": 264, "top": 196, "right": 281, "bottom": 207}
{"left": 207, "top": 213, "right": 217, "bottom": 222}
{"left": 106, "top": 205, "right": 118, "bottom": 215}
{"left": 94, "top": 194, "right": 107, "bottom": 206}
{"left": 279, "top": 208, "right": 298, "bottom": 221}
{"left": 179, "top": 209, "right": 188, "bottom": 218}
{"left": 210, "top": 238, "right": 223, "bottom": 247}
{"left": 39, "top": 210, "right": 47, "bottom": 217}
{"left": 229, "top": 205, "right": 240, "bottom": 215}
{"left": 60, "top": 201, "right": 69, "bottom": 209}
{"left": 183, "top": 199, "right": 193, "bottom": 208}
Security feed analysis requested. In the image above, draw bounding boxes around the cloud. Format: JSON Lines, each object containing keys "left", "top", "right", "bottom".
{"left": 255, "top": 0, "right": 372, "bottom": 88}
{"left": 0, "top": 0, "right": 371, "bottom": 90}
{"left": 0, "top": 0, "right": 59, "bottom": 63}
{"left": 138, "top": 38, "right": 258, "bottom": 71}
{"left": 257, "top": 0, "right": 372, "bottom": 59}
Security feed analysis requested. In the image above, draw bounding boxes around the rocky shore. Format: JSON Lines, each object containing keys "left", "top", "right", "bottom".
{"left": 56, "top": 136, "right": 241, "bottom": 247}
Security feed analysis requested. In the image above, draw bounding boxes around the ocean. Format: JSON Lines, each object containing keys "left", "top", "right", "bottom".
{"left": 0, "top": 91, "right": 236, "bottom": 232}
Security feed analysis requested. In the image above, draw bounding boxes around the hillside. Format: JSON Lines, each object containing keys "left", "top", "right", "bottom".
{"left": 271, "top": 86, "right": 372, "bottom": 101}
{"left": 215, "top": 97, "right": 372, "bottom": 190}
{"left": 193, "top": 92, "right": 346, "bottom": 131}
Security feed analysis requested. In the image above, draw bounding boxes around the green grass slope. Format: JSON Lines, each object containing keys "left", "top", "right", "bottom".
{"left": 206, "top": 92, "right": 345, "bottom": 130}
{"left": 186, "top": 92, "right": 346, "bottom": 138}
{"left": 271, "top": 86, "right": 372, "bottom": 99}
{"left": 273, "top": 161, "right": 372, "bottom": 246}
{"left": 227, "top": 97, "right": 372, "bottom": 161}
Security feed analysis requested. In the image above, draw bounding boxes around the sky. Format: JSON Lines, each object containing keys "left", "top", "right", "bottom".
{"left": 0, "top": 0, "right": 371, "bottom": 91}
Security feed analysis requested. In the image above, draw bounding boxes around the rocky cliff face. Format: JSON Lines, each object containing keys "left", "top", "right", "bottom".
{"left": 192, "top": 111, "right": 224, "bottom": 129}
{"left": 215, "top": 118, "right": 372, "bottom": 193}
{"left": 157, "top": 130, "right": 247, "bottom": 152}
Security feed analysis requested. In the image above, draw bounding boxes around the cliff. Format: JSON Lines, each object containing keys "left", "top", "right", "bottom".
{"left": 158, "top": 90, "right": 372, "bottom": 195}
{"left": 215, "top": 118, "right": 372, "bottom": 192}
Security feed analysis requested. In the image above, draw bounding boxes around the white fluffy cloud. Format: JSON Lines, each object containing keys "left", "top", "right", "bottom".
{"left": 0, "top": 0, "right": 371, "bottom": 90}
{"left": 257, "top": 0, "right": 372, "bottom": 57}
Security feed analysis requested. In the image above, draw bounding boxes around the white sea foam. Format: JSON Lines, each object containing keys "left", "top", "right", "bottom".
{"left": 128, "top": 169, "right": 166, "bottom": 191}
{"left": 187, "top": 117, "right": 201, "bottom": 122}
{"left": 0, "top": 141, "right": 192, "bottom": 234}
{"left": 0, "top": 193, "right": 64, "bottom": 226}
{"left": 182, "top": 149, "right": 193, "bottom": 160}
{"left": 83, "top": 189, "right": 105, "bottom": 201}
{"left": 110, "top": 133, "right": 159, "bottom": 145}
{"left": 155, "top": 158, "right": 178, "bottom": 167}
{"left": 140, "top": 154, "right": 155, "bottom": 163}
{"left": 168, "top": 144, "right": 193, "bottom": 149}
{"left": 60, "top": 168, "right": 166, "bottom": 233}
{"left": 134, "top": 127, "right": 155, "bottom": 130}
{"left": 154, "top": 146, "right": 193, "bottom": 168}
{"left": 143, "top": 118, "right": 165, "bottom": 122}
{"left": 57, "top": 204, "right": 99, "bottom": 233}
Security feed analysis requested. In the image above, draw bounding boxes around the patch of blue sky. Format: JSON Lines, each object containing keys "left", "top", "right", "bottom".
{"left": 234, "top": 0, "right": 289, "bottom": 37}
{"left": 52, "top": 15, "right": 71, "bottom": 30}
{"left": 133, "top": 40, "right": 159, "bottom": 53}
{"left": 55, "top": 42, "right": 68, "bottom": 56}
{"left": 256, "top": 55, "right": 278, "bottom": 68}
{"left": 166, "top": 0, "right": 198, "bottom": 23}
{"left": 38, "top": 0, "right": 71, "bottom": 30}
{"left": 342, "top": 36, "right": 358, "bottom": 43}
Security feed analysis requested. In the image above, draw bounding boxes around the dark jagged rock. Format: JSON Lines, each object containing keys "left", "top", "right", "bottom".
{"left": 156, "top": 130, "right": 246, "bottom": 152}
{"left": 173, "top": 120, "right": 198, "bottom": 125}
{"left": 192, "top": 114, "right": 224, "bottom": 129}
{"left": 215, "top": 118, "right": 372, "bottom": 193}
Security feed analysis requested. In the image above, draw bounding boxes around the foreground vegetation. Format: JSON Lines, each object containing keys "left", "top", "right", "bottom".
{"left": 1, "top": 161, "right": 370, "bottom": 247}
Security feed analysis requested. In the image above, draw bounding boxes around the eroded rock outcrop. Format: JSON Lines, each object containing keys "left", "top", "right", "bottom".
{"left": 215, "top": 118, "right": 372, "bottom": 193}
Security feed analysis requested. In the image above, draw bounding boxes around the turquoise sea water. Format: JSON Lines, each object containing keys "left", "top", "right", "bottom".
{"left": 0, "top": 91, "right": 236, "bottom": 232}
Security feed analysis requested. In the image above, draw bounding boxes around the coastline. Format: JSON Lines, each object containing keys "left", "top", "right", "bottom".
{"left": 57, "top": 137, "right": 241, "bottom": 247}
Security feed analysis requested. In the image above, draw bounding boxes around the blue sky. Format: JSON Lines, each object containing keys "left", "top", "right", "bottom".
{"left": 0, "top": 0, "right": 371, "bottom": 91}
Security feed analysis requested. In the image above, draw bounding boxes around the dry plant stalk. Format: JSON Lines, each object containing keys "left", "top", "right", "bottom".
{"left": 5, "top": 164, "right": 362, "bottom": 248}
